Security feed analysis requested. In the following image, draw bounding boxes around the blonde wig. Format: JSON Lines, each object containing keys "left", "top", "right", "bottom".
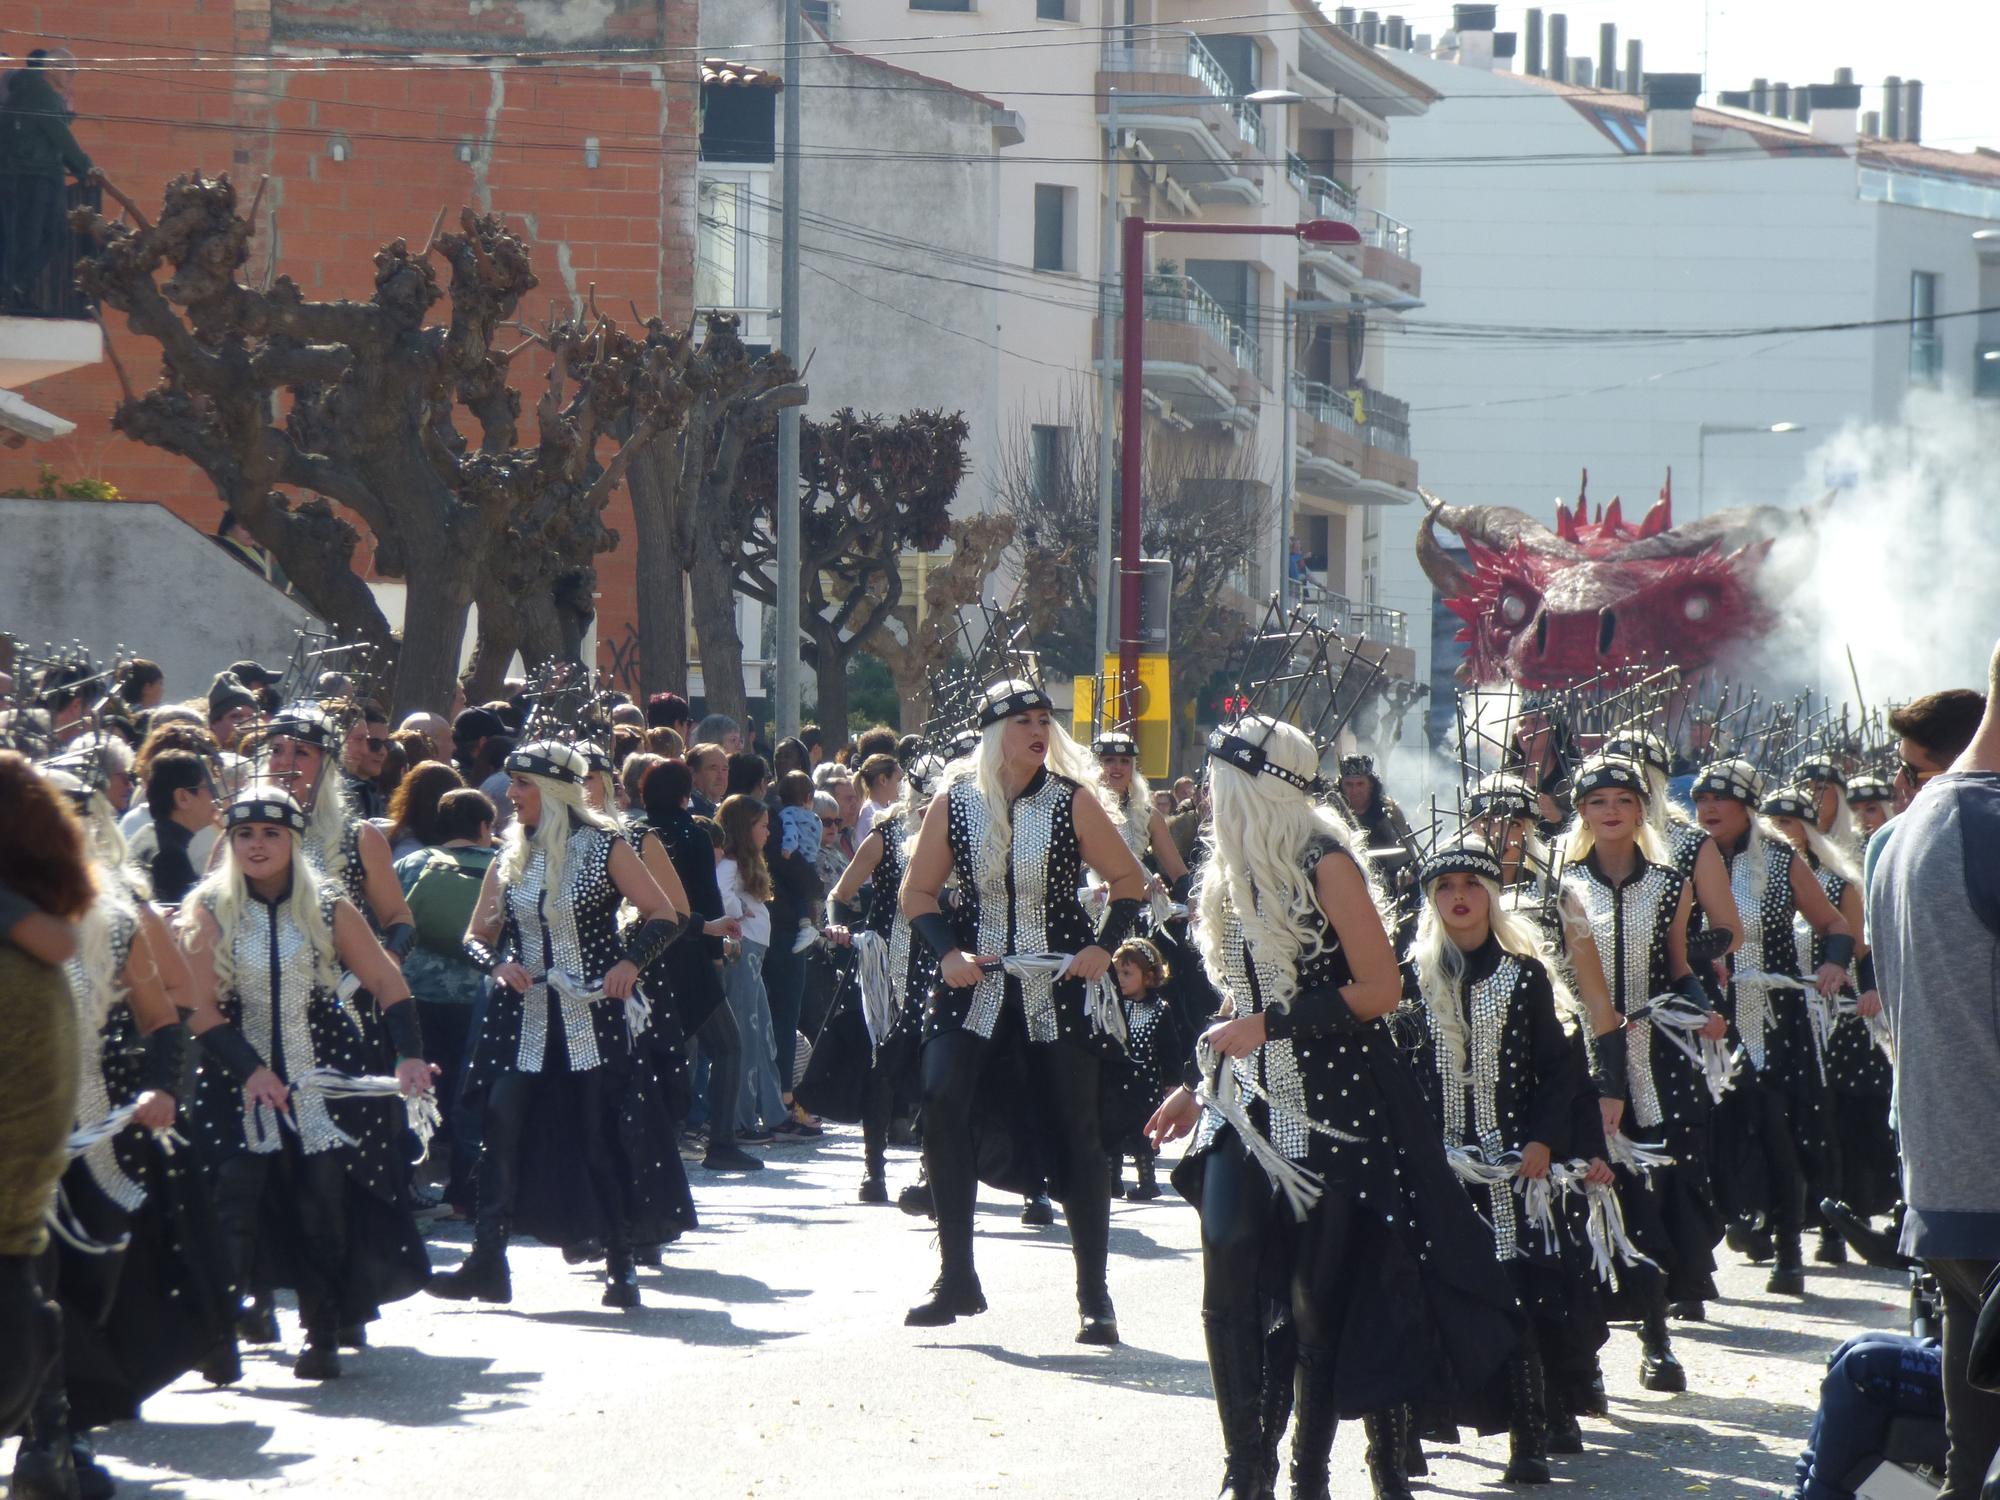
{"left": 1193, "top": 717, "right": 1381, "bottom": 1011}
{"left": 497, "top": 769, "right": 621, "bottom": 893}
{"left": 179, "top": 822, "right": 338, "bottom": 998}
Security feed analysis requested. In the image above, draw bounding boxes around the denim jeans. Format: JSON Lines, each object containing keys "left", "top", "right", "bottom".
{"left": 1792, "top": 1332, "right": 1942, "bottom": 1499}
{"left": 723, "top": 941, "right": 785, "bottom": 1132}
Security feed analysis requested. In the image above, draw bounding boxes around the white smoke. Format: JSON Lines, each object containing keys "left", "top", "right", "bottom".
{"left": 1755, "top": 389, "right": 2000, "bottom": 705}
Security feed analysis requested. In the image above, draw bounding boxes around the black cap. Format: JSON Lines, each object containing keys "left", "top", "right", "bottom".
{"left": 454, "top": 707, "right": 508, "bottom": 742}
{"left": 1572, "top": 755, "right": 1650, "bottom": 802}
{"left": 1846, "top": 775, "right": 1893, "bottom": 804}
{"left": 974, "top": 681, "right": 1053, "bottom": 729}
{"left": 1418, "top": 835, "right": 1505, "bottom": 889}
{"left": 226, "top": 660, "right": 278, "bottom": 687}
{"left": 225, "top": 785, "right": 309, "bottom": 834}
{"left": 1759, "top": 787, "right": 1816, "bottom": 821}
{"left": 208, "top": 682, "right": 258, "bottom": 719}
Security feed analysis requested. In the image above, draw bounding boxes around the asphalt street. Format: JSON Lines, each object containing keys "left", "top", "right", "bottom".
{"left": 49, "top": 1129, "right": 1909, "bottom": 1499}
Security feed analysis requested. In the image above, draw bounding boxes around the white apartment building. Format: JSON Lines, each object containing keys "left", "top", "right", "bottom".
{"left": 1365, "top": 5, "right": 2000, "bottom": 743}
{"left": 698, "top": 0, "right": 1439, "bottom": 697}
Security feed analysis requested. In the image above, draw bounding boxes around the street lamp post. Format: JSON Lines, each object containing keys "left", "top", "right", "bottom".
{"left": 1695, "top": 421, "right": 1805, "bottom": 519}
{"left": 1092, "top": 86, "right": 1304, "bottom": 688}
{"left": 1118, "top": 213, "right": 1360, "bottom": 723}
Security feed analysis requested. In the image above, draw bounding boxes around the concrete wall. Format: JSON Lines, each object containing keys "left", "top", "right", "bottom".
{"left": 0, "top": 499, "right": 316, "bottom": 700}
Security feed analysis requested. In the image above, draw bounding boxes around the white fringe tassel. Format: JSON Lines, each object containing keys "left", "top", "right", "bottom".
{"left": 288, "top": 1066, "right": 442, "bottom": 1164}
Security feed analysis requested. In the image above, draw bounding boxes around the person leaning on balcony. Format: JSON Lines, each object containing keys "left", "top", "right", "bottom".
{"left": 0, "top": 49, "right": 93, "bottom": 313}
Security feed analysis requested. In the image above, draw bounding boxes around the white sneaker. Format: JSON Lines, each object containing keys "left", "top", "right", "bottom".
{"left": 792, "top": 924, "right": 820, "bottom": 955}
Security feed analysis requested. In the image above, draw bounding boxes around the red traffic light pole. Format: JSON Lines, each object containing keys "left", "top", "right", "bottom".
{"left": 1117, "top": 216, "right": 1363, "bottom": 726}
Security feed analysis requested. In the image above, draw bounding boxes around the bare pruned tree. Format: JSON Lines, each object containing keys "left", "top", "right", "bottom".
{"left": 861, "top": 511, "right": 1016, "bottom": 730}
{"left": 994, "top": 385, "right": 1272, "bottom": 766}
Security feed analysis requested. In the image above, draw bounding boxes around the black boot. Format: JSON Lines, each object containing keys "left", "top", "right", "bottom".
{"left": 1725, "top": 1218, "right": 1773, "bottom": 1264}
{"left": 1638, "top": 1302, "right": 1686, "bottom": 1393}
{"left": 1127, "top": 1150, "right": 1161, "bottom": 1202}
{"left": 1203, "top": 1311, "right": 1267, "bottom": 1500}
{"left": 1289, "top": 1343, "right": 1340, "bottom": 1500}
{"left": 1501, "top": 1352, "right": 1551, "bottom": 1484}
{"left": 1106, "top": 1152, "right": 1125, "bottom": 1199}
{"left": 1020, "top": 1192, "right": 1055, "bottom": 1227}
{"left": 1546, "top": 1393, "right": 1585, "bottom": 1455}
{"left": 860, "top": 1145, "right": 889, "bottom": 1204}
{"left": 1814, "top": 1226, "right": 1847, "bottom": 1265}
{"left": 897, "top": 1180, "right": 936, "bottom": 1219}
{"left": 1076, "top": 1281, "right": 1119, "bottom": 1347}
{"left": 1575, "top": 1359, "right": 1610, "bottom": 1416}
{"left": 1820, "top": 1197, "right": 1910, "bottom": 1269}
{"left": 1256, "top": 1313, "right": 1295, "bottom": 1500}
{"left": 11, "top": 1381, "right": 79, "bottom": 1500}
{"left": 1766, "top": 1230, "right": 1806, "bottom": 1296}
{"left": 906, "top": 1220, "right": 985, "bottom": 1327}
{"left": 236, "top": 1291, "right": 280, "bottom": 1345}
{"left": 1363, "top": 1408, "right": 1415, "bottom": 1500}
{"left": 293, "top": 1319, "right": 341, "bottom": 1381}
{"left": 858, "top": 1175, "right": 889, "bottom": 1205}
{"left": 602, "top": 1244, "right": 640, "bottom": 1309}
{"left": 0, "top": 1256, "right": 61, "bottom": 1440}
{"left": 1669, "top": 1299, "right": 1706, "bottom": 1321}
{"left": 427, "top": 1222, "right": 513, "bottom": 1304}
{"left": 68, "top": 1434, "right": 114, "bottom": 1500}
{"left": 196, "top": 1334, "right": 242, "bottom": 1387}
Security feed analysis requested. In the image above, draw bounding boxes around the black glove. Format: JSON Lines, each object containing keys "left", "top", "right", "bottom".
{"left": 463, "top": 936, "right": 500, "bottom": 974}
{"left": 1095, "top": 897, "right": 1143, "bottom": 953}
{"left": 1588, "top": 1024, "right": 1629, "bottom": 1101}
{"left": 829, "top": 898, "right": 863, "bottom": 929}
{"left": 382, "top": 922, "right": 418, "bottom": 961}
{"left": 911, "top": 911, "right": 960, "bottom": 961}
{"left": 1672, "top": 973, "right": 1714, "bottom": 1013}
{"left": 624, "top": 915, "right": 686, "bottom": 972}
{"left": 140, "top": 1022, "right": 192, "bottom": 1096}
{"left": 1685, "top": 927, "right": 1733, "bottom": 967}
{"left": 1823, "top": 932, "right": 1856, "bottom": 970}
{"left": 1261, "top": 984, "right": 1364, "bottom": 1039}
{"left": 198, "top": 1024, "right": 266, "bottom": 1084}
{"left": 1168, "top": 872, "right": 1193, "bottom": 905}
{"left": 383, "top": 999, "right": 426, "bottom": 1063}
{"left": 1857, "top": 953, "right": 1877, "bottom": 993}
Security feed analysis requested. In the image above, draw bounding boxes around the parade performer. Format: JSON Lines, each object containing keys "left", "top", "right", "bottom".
{"left": 1845, "top": 776, "right": 1895, "bottom": 841}
{"left": 1147, "top": 717, "right": 1517, "bottom": 1500}
{"left": 1558, "top": 755, "right": 1716, "bottom": 1389}
{"left": 429, "top": 741, "right": 687, "bottom": 1310}
{"left": 1098, "top": 937, "right": 1189, "bottom": 1203}
{"left": 177, "top": 788, "right": 434, "bottom": 1381}
{"left": 1762, "top": 788, "right": 1892, "bottom": 1261}
{"left": 1402, "top": 834, "right": 1592, "bottom": 1486}
{"left": 1693, "top": 761, "right": 1851, "bottom": 1295}
{"left": 1336, "top": 754, "right": 1414, "bottom": 884}
{"left": 1091, "top": 729, "right": 1190, "bottom": 889}
{"left": 897, "top": 680, "right": 1147, "bottom": 1341}
{"left": 1601, "top": 729, "right": 1743, "bottom": 968}
{"left": 261, "top": 705, "right": 414, "bottom": 943}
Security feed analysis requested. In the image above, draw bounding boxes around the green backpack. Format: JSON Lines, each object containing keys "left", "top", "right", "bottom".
{"left": 401, "top": 847, "right": 494, "bottom": 958}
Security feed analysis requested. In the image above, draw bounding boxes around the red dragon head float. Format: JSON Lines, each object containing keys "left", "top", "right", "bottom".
{"left": 1417, "top": 473, "right": 1809, "bottom": 688}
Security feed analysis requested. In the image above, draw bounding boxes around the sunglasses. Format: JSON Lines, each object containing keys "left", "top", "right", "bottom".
{"left": 819, "top": 817, "right": 840, "bottom": 829}
{"left": 364, "top": 736, "right": 388, "bottom": 752}
{"left": 1899, "top": 760, "right": 1931, "bottom": 788}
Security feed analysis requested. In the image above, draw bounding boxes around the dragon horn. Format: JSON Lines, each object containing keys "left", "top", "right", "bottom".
{"left": 1423, "top": 489, "right": 1578, "bottom": 557}
{"left": 1417, "top": 497, "right": 1475, "bottom": 598}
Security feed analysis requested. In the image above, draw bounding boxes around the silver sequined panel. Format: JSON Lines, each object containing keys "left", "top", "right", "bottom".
{"left": 228, "top": 896, "right": 352, "bottom": 1154}
{"left": 1431, "top": 957, "right": 1525, "bottom": 1258}
{"left": 507, "top": 828, "right": 614, "bottom": 1074}
{"left": 1116, "top": 797, "right": 1150, "bottom": 860}
{"left": 949, "top": 780, "right": 1009, "bottom": 1037}
{"left": 1562, "top": 862, "right": 1676, "bottom": 1128}
{"left": 1729, "top": 842, "right": 1794, "bottom": 1071}
{"left": 65, "top": 901, "right": 146, "bottom": 1209}
{"left": 1191, "top": 907, "right": 1313, "bottom": 1162}
{"left": 1008, "top": 775, "right": 1063, "bottom": 1044}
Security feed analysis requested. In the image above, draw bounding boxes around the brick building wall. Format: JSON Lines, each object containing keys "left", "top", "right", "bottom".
{"left": 2, "top": 0, "right": 699, "bottom": 688}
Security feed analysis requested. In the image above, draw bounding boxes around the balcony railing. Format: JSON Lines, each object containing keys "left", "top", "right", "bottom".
{"left": 1286, "top": 576, "right": 1408, "bottom": 647}
{"left": 1357, "top": 206, "right": 1413, "bottom": 261}
{"left": 1288, "top": 374, "right": 1359, "bottom": 437}
{"left": 0, "top": 177, "right": 99, "bottom": 319}
{"left": 1359, "top": 387, "right": 1411, "bottom": 456}
{"left": 1101, "top": 31, "right": 1264, "bottom": 151}
{"left": 1285, "top": 154, "right": 1358, "bottom": 225}
{"left": 1143, "top": 274, "right": 1262, "bottom": 380}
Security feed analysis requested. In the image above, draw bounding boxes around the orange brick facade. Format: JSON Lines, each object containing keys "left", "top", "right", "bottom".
{"left": 3, "top": 0, "right": 700, "bottom": 687}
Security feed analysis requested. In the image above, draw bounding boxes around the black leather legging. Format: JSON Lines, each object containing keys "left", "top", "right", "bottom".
{"left": 861, "top": 1064, "right": 895, "bottom": 1177}
{"left": 479, "top": 1068, "right": 627, "bottom": 1250}
{"left": 213, "top": 1145, "right": 350, "bottom": 1338}
{"left": 1199, "top": 1126, "right": 1361, "bottom": 1351}
{"left": 919, "top": 1028, "right": 1109, "bottom": 1291}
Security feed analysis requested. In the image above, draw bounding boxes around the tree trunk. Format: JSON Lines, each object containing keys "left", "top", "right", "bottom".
{"left": 626, "top": 442, "right": 690, "bottom": 698}
{"left": 464, "top": 596, "right": 522, "bottom": 704}
{"left": 809, "top": 618, "right": 852, "bottom": 744}
{"left": 688, "top": 538, "right": 748, "bottom": 728}
{"left": 395, "top": 565, "right": 475, "bottom": 719}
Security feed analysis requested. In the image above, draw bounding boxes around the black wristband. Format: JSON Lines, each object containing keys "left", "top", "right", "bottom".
{"left": 1588, "top": 1024, "right": 1629, "bottom": 1101}
{"left": 1823, "top": 932, "right": 1856, "bottom": 970}
{"left": 624, "top": 915, "right": 685, "bottom": 972}
{"left": 911, "top": 911, "right": 960, "bottom": 961}
{"left": 199, "top": 1023, "right": 266, "bottom": 1084}
{"left": 382, "top": 922, "right": 417, "bottom": 961}
{"left": 1672, "top": 973, "right": 1713, "bottom": 1013}
{"left": 1169, "top": 872, "right": 1193, "bottom": 905}
{"left": 462, "top": 936, "right": 499, "bottom": 974}
{"left": 1685, "top": 927, "right": 1733, "bottom": 967}
{"left": 383, "top": 999, "right": 425, "bottom": 1062}
{"left": 1096, "top": 897, "right": 1143, "bottom": 953}
{"left": 830, "top": 898, "right": 863, "bottom": 929}
{"left": 1262, "top": 985, "right": 1363, "bottom": 1039}
{"left": 1857, "top": 952, "right": 1877, "bottom": 993}
{"left": 141, "top": 1022, "right": 191, "bottom": 1095}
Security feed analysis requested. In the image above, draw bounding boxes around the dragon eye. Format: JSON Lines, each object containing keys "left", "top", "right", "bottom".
{"left": 1499, "top": 593, "right": 1531, "bottom": 626}
{"left": 1682, "top": 593, "right": 1712, "bottom": 622}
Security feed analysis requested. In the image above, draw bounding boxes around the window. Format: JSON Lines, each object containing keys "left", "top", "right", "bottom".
{"left": 1910, "top": 271, "right": 1943, "bottom": 386}
{"left": 1030, "top": 424, "right": 1071, "bottom": 501}
{"left": 910, "top": 0, "right": 971, "bottom": 11}
{"left": 695, "top": 168, "right": 773, "bottom": 339}
{"left": 1033, "top": 184, "right": 1075, "bottom": 272}
{"left": 1035, "top": 0, "right": 1069, "bottom": 17}
{"left": 696, "top": 179, "right": 743, "bottom": 312}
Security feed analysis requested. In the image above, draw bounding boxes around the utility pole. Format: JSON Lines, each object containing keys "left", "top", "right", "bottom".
{"left": 1092, "top": 91, "right": 1120, "bottom": 684}
{"left": 774, "top": 0, "right": 804, "bottom": 736}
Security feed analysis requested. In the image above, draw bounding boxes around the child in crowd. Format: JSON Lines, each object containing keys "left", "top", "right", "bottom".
{"left": 776, "top": 770, "right": 823, "bottom": 954}
{"left": 1100, "top": 937, "right": 1189, "bottom": 1202}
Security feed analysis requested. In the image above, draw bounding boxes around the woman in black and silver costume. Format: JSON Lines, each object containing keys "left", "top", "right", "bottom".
{"left": 178, "top": 788, "right": 434, "bottom": 1383}
{"left": 1762, "top": 786, "right": 1890, "bottom": 1263}
{"left": 1147, "top": 718, "right": 1516, "bottom": 1500}
{"left": 1403, "top": 835, "right": 1596, "bottom": 1487}
{"left": 898, "top": 680, "right": 1148, "bottom": 1342}
{"left": 1600, "top": 729, "right": 1743, "bottom": 970}
{"left": 1557, "top": 755, "right": 1719, "bottom": 1391}
{"left": 1691, "top": 759, "right": 1851, "bottom": 1297}
{"left": 429, "top": 741, "right": 687, "bottom": 1311}
{"left": 1091, "top": 728, "right": 1190, "bottom": 892}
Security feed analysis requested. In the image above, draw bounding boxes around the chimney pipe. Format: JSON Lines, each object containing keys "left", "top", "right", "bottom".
{"left": 1360, "top": 10, "right": 1380, "bottom": 46}
{"left": 1903, "top": 79, "right": 1922, "bottom": 142}
{"left": 1548, "top": 13, "right": 1567, "bottom": 84}
{"left": 1861, "top": 109, "right": 1880, "bottom": 137}
{"left": 1718, "top": 89, "right": 1752, "bottom": 108}
{"left": 1750, "top": 78, "right": 1769, "bottom": 113}
{"left": 1808, "top": 82, "right": 1861, "bottom": 146}
{"left": 1833, "top": 66, "right": 1853, "bottom": 85}
{"left": 1493, "top": 31, "right": 1517, "bottom": 71}
{"left": 1452, "top": 4, "right": 1496, "bottom": 68}
{"left": 1626, "top": 40, "right": 1643, "bottom": 93}
{"left": 1772, "top": 82, "right": 1790, "bottom": 118}
{"left": 1571, "top": 57, "right": 1592, "bottom": 87}
{"left": 1524, "top": 9, "right": 1543, "bottom": 75}
{"left": 1598, "top": 23, "right": 1617, "bottom": 90}
{"left": 1793, "top": 90, "right": 1811, "bottom": 123}
{"left": 1883, "top": 76, "right": 1902, "bottom": 140}
{"left": 1386, "top": 16, "right": 1404, "bottom": 48}
{"left": 1644, "top": 71, "right": 1701, "bottom": 154}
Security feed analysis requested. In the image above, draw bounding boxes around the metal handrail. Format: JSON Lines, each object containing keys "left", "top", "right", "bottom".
{"left": 0, "top": 177, "right": 100, "bottom": 319}
{"left": 1287, "top": 374, "right": 1359, "bottom": 437}
{"left": 1286, "top": 154, "right": 1358, "bottom": 223}
{"left": 1144, "top": 274, "right": 1262, "bottom": 378}
{"left": 1358, "top": 205, "right": 1413, "bottom": 259}
{"left": 1102, "top": 30, "right": 1263, "bottom": 149}
{"left": 1286, "top": 577, "right": 1408, "bottom": 646}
